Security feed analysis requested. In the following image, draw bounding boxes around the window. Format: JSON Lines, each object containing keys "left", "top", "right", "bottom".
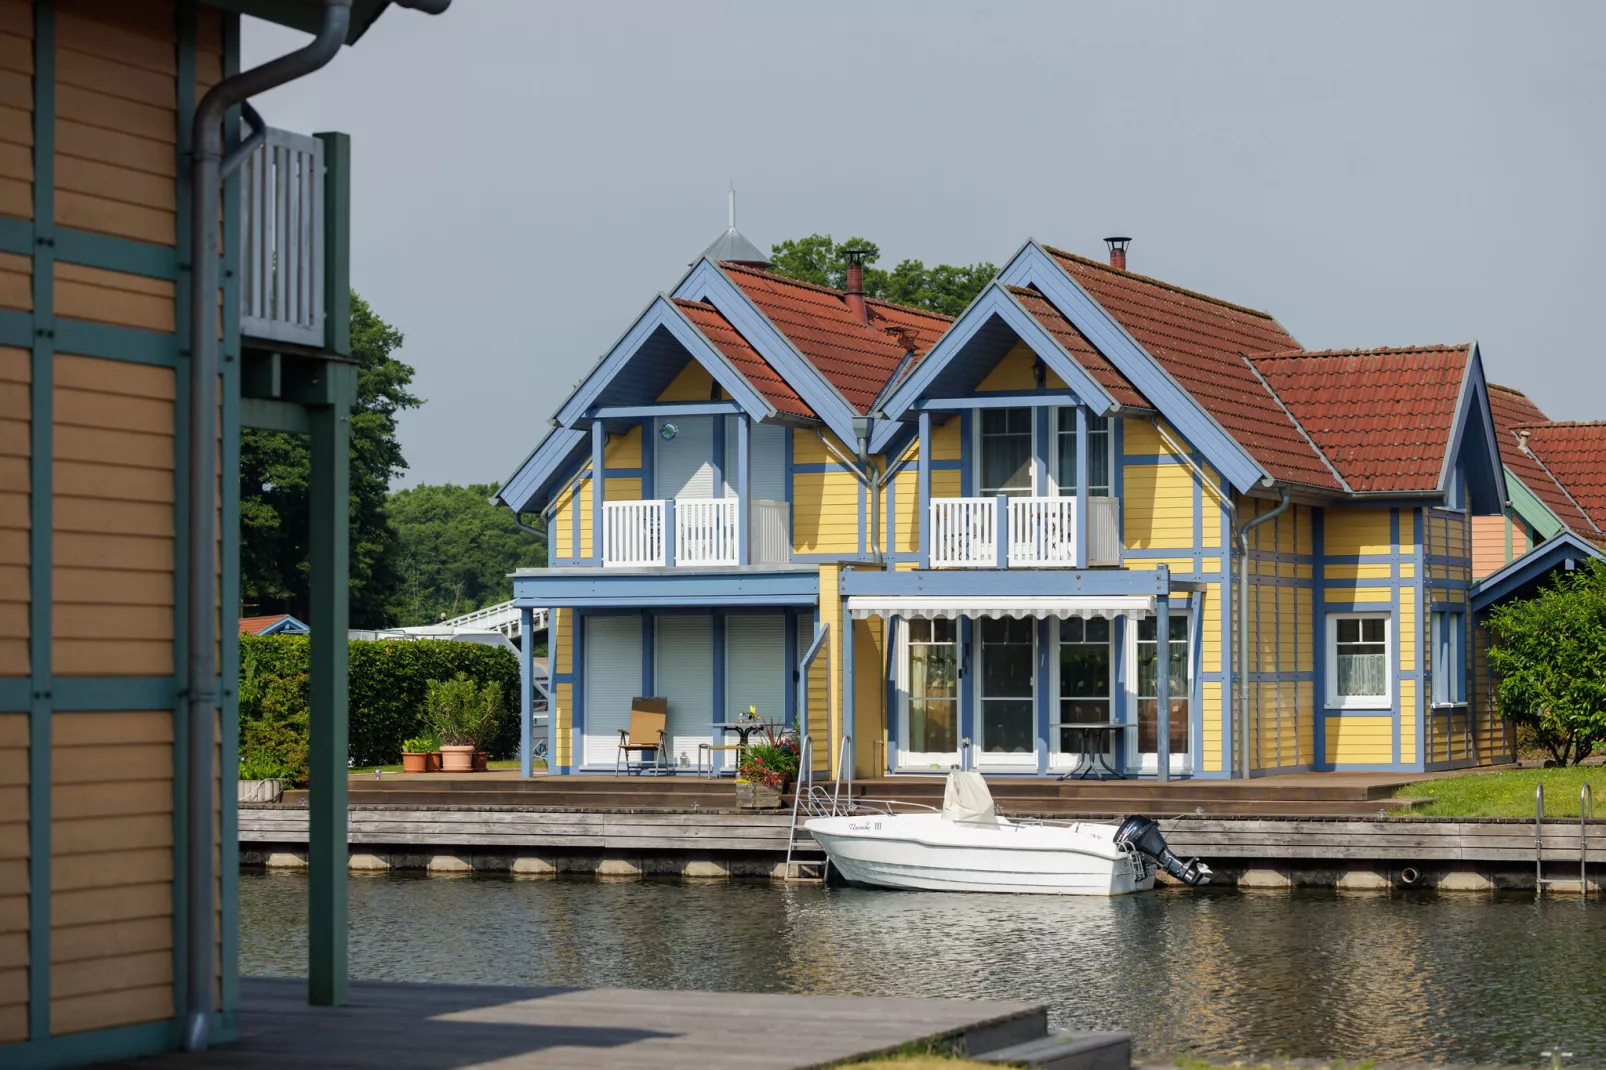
{"left": 978, "top": 408, "right": 1032, "bottom": 497}
{"left": 978, "top": 616, "right": 1035, "bottom": 754}
{"left": 905, "top": 618, "right": 958, "bottom": 754}
{"left": 1054, "top": 410, "right": 1112, "bottom": 497}
{"left": 1136, "top": 613, "right": 1189, "bottom": 757}
{"left": 1432, "top": 611, "right": 1466, "bottom": 705}
{"left": 1057, "top": 615, "right": 1113, "bottom": 755}
{"left": 1327, "top": 614, "right": 1390, "bottom": 708}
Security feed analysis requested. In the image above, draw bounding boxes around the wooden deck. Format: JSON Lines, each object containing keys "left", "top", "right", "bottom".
{"left": 107, "top": 977, "right": 1050, "bottom": 1069}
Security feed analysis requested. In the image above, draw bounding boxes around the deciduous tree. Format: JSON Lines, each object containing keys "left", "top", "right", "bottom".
{"left": 768, "top": 234, "right": 997, "bottom": 317}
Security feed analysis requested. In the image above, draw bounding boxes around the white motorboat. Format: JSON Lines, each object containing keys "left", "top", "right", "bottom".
{"left": 803, "top": 771, "right": 1211, "bottom": 896}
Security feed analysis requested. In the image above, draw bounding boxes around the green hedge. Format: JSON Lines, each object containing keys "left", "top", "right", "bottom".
{"left": 240, "top": 635, "right": 523, "bottom": 783}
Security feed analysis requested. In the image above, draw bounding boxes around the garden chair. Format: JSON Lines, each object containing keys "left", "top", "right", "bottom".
{"left": 616, "top": 697, "right": 669, "bottom": 776}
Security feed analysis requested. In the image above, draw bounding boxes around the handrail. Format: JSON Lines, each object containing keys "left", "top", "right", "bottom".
{"left": 784, "top": 734, "right": 813, "bottom": 876}
{"left": 1536, "top": 781, "right": 1546, "bottom": 893}
{"left": 833, "top": 734, "right": 852, "bottom": 813}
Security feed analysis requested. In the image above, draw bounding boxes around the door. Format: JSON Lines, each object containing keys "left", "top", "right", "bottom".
{"left": 724, "top": 614, "right": 787, "bottom": 774}
{"left": 1050, "top": 615, "right": 1116, "bottom": 772}
{"left": 1128, "top": 611, "right": 1190, "bottom": 774}
{"left": 583, "top": 615, "right": 643, "bottom": 767}
{"left": 975, "top": 616, "right": 1036, "bottom": 768}
{"left": 655, "top": 614, "right": 714, "bottom": 770}
{"left": 897, "top": 617, "right": 960, "bottom": 770}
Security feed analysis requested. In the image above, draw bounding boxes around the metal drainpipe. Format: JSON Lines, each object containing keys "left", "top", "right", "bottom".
{"left": 1234, "top": 487, "right": 1290, "bottom": 781}
{"left": 185, "top": 0, "right": 350, "bottom": 1052}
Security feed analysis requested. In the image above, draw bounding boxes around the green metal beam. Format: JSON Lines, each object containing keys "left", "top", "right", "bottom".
{"left": 315, "top": 132, "right": 351, "bottom": 357}
{"left": 240, "top": 396, "right": 309, "bottom": 435}
{"left": 306, "top": 360, "right": 355, "bottom": 1006}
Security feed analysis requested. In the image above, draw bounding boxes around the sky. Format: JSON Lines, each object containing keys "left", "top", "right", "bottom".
{"left": 242, "top": 1, "right": 1606, "bottom": 491}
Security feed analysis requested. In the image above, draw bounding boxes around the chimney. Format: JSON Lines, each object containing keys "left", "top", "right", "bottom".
{"left": 1516, "top": 429, "right": 1532, "bottom": 455}
{"left": 1104, "top": 236, "right": 1132, "bottom": 271}
{"left": 843, "top": 247, "right": 871, "bottom": 323}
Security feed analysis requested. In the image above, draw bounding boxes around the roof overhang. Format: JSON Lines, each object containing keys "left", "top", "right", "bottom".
{"left": 496, "top": 427, "right": 588, "bottom": 516}
{"left": 1505, "top": 468, "right": 1567, "bottom": 541}
{"left": 1470, "top": 530, "right": 1604, "bottom": 612}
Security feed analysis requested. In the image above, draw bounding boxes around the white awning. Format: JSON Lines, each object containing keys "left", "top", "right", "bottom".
{"left": 845, "top": 595, "right": 1155, "bottom": 621}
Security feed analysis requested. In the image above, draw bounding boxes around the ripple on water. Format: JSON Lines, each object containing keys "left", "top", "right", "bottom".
{"left": 240, "top": 872, "right": 1606, "bottom": 1065}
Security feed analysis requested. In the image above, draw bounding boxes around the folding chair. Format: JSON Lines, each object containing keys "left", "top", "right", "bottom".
{"left": 616, "top": 697, "right": 669, "bottom": 776}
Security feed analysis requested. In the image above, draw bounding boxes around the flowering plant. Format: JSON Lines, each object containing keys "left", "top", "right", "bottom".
{"left": 736, "top": 726, "right": 801, "bottom": 789}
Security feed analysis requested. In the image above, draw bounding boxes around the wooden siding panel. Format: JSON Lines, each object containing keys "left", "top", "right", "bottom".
{"left": 1325, "top": 715, "right": 1393, "bottom": 765}
{"left": 54, "top": 262, "right": 176, "bottom": 333}
{"left": 0, "top": 249, "right": 29, "bottom": 310}
{"left": 0, "top": 709, "right": 24, "bottom": 1043}
{"left": 1121, "top": 463, "right": 1193, "bottom": 549}
{"left": 791, "top": 471, "right": 860, "bottom": 554}
{"left": 1324, "top": 510, "right": 1393, "bottom": 558}
{"left": 0, "top": 346, "right": 24, "bottom": 675}
{"left": 603, "top": 424, "right": 641, "bottom": 469}
{"left": 655, "top": 361, "right": 713, "bottom": 402}
{"left": 0, "top": 0, "right": 29, "bottom": 225}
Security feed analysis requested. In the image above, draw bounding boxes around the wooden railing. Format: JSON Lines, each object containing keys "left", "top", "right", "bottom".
{"left": 600, "top": 497, "right": 786, "bottom": 568}
{"left": 929, "top": 495, "right": 1122, "bottom": 568}
{"left": 674, "top": 498, "right": 739, "bottom": 565}
{"left": 602, "top": 500, "right": 666, "bottom": 567}
{"left": 929, "top": 497, "right": 998, "bottom": 567}
{"left": 240, "top": 127, "right": 325, "bottom": 348}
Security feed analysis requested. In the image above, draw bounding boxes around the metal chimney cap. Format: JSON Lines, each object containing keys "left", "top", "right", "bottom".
{"left": 1103, "top": 236, "right": 1132, "bottom": 250}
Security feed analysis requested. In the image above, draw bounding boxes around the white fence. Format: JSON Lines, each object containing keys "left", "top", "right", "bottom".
{"left": 929, "top": 495, "right": 1121, "bottom": 568}
{"left": 751, "top": 498, "right": 791, "bottom": 566}
{"left": 674, "top": 497, "right": 739, "bottom": 566}
{"left": 240, "top": 127, "right": 324, "bottom": 348}
{"left": 602, "top": 499, "right": 666, "bottom": 567}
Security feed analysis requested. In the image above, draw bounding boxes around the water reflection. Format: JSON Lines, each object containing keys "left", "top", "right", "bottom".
{"left": 241, "top": 872, "right": 1606, "bottom": 1065}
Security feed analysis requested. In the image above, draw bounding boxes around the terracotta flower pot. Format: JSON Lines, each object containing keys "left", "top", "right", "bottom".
{"left": 440, "top": 744, "right": 475, "bottom": 773}
{"left": 472, "top": 750, "right": 488, "bottom": 773}
{"left": 426, "top": 751, "right": 443, "bottom": 772}
{"left": 736, "top": 781, "right": 784, "bottom": 809}
{"left": 401, "top": 752, "right": 428, "bottom": 774}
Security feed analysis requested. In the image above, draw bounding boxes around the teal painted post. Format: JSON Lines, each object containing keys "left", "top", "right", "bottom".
{"left": 519, "top": 606, "right": 534, "bottom": 778}
{"left": 26, "top": 0, "right": 55, "bottom": 1042}
{"left": 314, "top": 132, "right": 351, "bottom": 357}
{"left": 1075, "top": 406, "right": 1089, "bottom": 567}
{"left": 1156, "top": 591, "right": 1171, "bottom": 783}
{"left": 307, "top": 363, "right": 354, "bottom": 1007}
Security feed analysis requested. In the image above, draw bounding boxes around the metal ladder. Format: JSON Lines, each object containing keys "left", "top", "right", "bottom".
{"left": 1535, "top": 782, "right": 1594, "bottom": 895}
{"left": 783, "top": 736, "right": 829, "bottom": 881}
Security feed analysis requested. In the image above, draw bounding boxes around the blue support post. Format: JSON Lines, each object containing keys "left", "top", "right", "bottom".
{"left": 1155, "top": 591, "right": 1171, "bottom": 784}
{"left": 590, "top": 420, "right": 604, "bottom": 565}
{"left": 711, "top": 413, "right": 725, "bottom": 496}
{"left": 1036, "top": 616, "right": 1050, "bottom": 775}
{"left": 519, "top": 607, "right": 534, "bottom": 778}
{"left": 736, "top": 415, "right": 750, "bottom": 565}
{"left": 995, "top": 493, "right": 1009, "bottom": 569}
{"left": 547, "top": 606, "right": 559, "bottom": 772}
{"left": 1075, "top": 405, "right": 1089, "bottom": 568}
{"left": 841, "top": 598, "right": 854, "bottom": 779}
{"left": 783, "top": 611, "right": 797, "bottom": 728}
{"left": 918, "top": 411, "right": 932, "bottom": 568}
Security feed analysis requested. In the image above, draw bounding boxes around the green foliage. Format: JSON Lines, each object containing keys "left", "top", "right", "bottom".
{"left": 239, "top": 635, "right": 522, "bottom": 771}
{"left": 401, "top": 733, "right": 439, "bottom": 754}
{"left": 768, "top": 234, "right": 998, "bottom": 317}
{"left": 388, "top": 481, "right": 545, "bottom": 625}
{"left": 1393, "top": 766, "right": 1603, "bottom": 818}
{"left": 238, "top": 666, "right": 310, "bottom": 787}
{"left": 240, "top": 291, "right": 421, "bottom": 628}
{"left": 735, "top": 729, "right": 800, "bottom": 788}
{"left": 424, "top": 672, "right": 504, "bottom": 749}
{"left": 1485, "top": 559, "right": 1606, "bottom": 765}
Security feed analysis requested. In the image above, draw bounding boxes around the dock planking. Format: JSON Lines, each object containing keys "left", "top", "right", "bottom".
{"left": 99, "top": 977, "right": 1049, "bottom": 1069}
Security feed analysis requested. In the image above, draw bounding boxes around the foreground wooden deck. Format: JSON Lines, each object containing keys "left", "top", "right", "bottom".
{"left": 108, "top": 977, "right": 1050, "bottom": 1069}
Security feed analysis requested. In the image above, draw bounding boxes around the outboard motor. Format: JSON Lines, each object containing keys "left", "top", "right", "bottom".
{"left": 1114, "top": 815, "right": 1213, "bottom": 887}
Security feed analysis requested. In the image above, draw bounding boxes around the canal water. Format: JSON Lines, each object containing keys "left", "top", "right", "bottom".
{"left": 241, "top": 871, "right": 1605, "bottom": 1065}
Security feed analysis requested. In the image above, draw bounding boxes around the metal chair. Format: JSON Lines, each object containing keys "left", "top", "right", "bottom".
{"left": 697, "top": 740, "right": 744, "bottom": 779}
{"left": 616, "top": 698, "right": 669, "bottom": 776}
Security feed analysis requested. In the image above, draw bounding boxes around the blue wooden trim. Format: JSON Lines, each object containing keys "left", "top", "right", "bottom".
{"left": 601, "top": 466, "right": 643, "bottom": 478}
{"left": 555, "top": 294, "right": 774, "bottom": 430}
{"left": 497, "top": 427, "right": 588, "bottom": 515}
{"left": 640, "top": 417, "right": 654, "bottom": 498}
{"left": 881, "top": 615, "right": 897, "bottom": 772}
{"left": 782, "top": 426, "right": 793, "bottom": 551}
{"left": 783, "top": 611, "right": 797, "bottom": 728}
{"left": 514, "top": 567, "right": 821, "bottom": 608}
{"left": 917, "top": 391, "right": 1083, "bottom": 411}
{"left": 1075, "top": 405, "right": 1088, "bottom": 567}
{"left": 1312, "top": 507, "right": 1327, "bottom": 768}
{"left": 710, "top": 410, "right": 726, "bottom": 499}
{"left": 875, "top": 283, "right": 1115, "bottom": 439}
{"left": 570, "top": 473, "right": 581, "bottom": 561}
{"left": 960, "top": 411, "right": 973, "bottom": 496}
{"left": 998, "top": 243, "right": 1267, "bottom": 492}
{"left": 26, "top": 1, "right": 54, "bottom": 1037}
{"left": 519, "top": 607, "right": 534, "bottom": 777}
{"left": 1441, "top": 344, "right": 1508, "bottom": 514}
{"left": 959, "top": 616, "right": 974, "bottom": 771}
{"left": 917, "top": 411, "right": 931, "bottom": 568}
{"left": 1469, "top": 530, "right": 1603, "bottom": 610}
{"left": 1032, "top": 405, "right": 1048, "bottom": 496}
{"left": 1189, "top": 591, "right": 1204, "bottom": 775}
{"left": 789, "top": 461, "right": 860, "bottom": 474}
{"left": 673, "top": 259, "right": 859, "bottom": 446}
{"left": 55, "top": 317, "right": 180, "bottom": 366}
{"left": 840, "top": 565, "right": 1172, "bottom": 597}
{"left": 884, "top": 470, "right": 896, "bottom": 559}
{"left": 586, "top": 400, "right": 741, "bottom": 419}
{"left": 589, "top": 421, "right": 604, "bottom": 564}
{"left": 571, "top": 611, "right": 586, "bottom": 750}
{"left": 1035, "top": 616, "right": 1049, "bottom": 774}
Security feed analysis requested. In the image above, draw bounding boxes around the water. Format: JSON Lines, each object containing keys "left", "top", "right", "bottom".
{"left": 241, "top": 871, "right": 1606, "bottom": 1065}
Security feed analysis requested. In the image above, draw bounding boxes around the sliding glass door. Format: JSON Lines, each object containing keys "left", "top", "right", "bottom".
{"left": 1051, "top": 616, "right": 1115, "bottom": 772}
{"left": 898, "top": 618, "right": 960, "bottom": 770}
{"left": 1129, "top": 612, "right": 1190, "bottom": 774}
{"left": 976, "top": 616, "right": 1036, "bottom": 768}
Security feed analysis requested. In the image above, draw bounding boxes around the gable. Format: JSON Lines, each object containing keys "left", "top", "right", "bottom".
{"left": 1486, "top": 383, "right": 1596, "bottom": 535}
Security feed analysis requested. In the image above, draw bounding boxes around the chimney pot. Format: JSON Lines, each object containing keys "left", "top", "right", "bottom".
{"left": 842, "top": 247, "right": 871, "bottom": 323}
{"left": 1104, "top": 236, "right": 1132, "bottom": 271}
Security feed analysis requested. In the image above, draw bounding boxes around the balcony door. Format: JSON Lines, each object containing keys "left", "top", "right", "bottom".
{"left": 654, "top": 415, "right": 716, "bottom": 499}
{"left": 1049, "top": 615, "right": 1116, "bottom": 772}
{"left": 1127, "top": 611, "right": 1190, "bottom": 775}
{"left": 976, "top": 408, "right": 1033, "bottom": 497}
{"left": 896, "top": 617, "right": 960, "bottom": 770}
{"left": 975, "top": 616, "right": 1037, "bottom": 768}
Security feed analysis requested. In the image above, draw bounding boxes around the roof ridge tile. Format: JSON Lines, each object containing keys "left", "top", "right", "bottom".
{"left": 1041, "top": 244, "right": 1280, "bottom": 321}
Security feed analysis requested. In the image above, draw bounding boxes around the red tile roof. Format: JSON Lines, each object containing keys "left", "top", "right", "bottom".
{"left": 1005, "top": 285, "right": 1151, "bottom": 410}
{"left": 240, "top": 614, "right": 293, "bottom": 635}
{"left": 1512, "top": 422, "right": 1606, "bottom": 531}
{"left": 1045, "top": 247, "right": 1341, "bottom": 490}
{"left": 719, "top": 262, "right": 951, "bottom": 414}
{"left": 1247, "top": 345, "right": 1472, "bottom": 493}
{"left": 672, "top": 299, "right": 815, "bottom": 420}
{"left": 1486, "top": 384, "right": 1599, "bottom": 533}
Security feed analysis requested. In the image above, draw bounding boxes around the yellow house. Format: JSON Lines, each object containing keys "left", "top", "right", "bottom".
{"left": 0, "top": 1, "right": 448, "bottom": 1065}
{"left": 500, "top": 235, "right": 1514, "bottom": 784}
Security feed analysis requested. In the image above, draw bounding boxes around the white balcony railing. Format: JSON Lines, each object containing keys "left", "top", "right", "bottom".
{"left": 751, "top": 499, "right": 791, "bottom": 566}
{"left": 601, "top": 497, "right": 791, "bottom": 568}
{"left": 241, "top": 127, "right": 324, "bottom": 348}
{"left": 929, "top": 495, "right": 1121, "bottom": 569}
{"left": 674, "top": 498, "right": 738, "bottom": 565}
{"left": 602, "top": 499, "right": 667, "bottom": 567}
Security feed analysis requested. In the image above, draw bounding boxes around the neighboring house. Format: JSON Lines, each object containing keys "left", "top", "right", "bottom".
{"left": 0, "top": 1, "right": 445, "bottom": 1064}
{"left": 499, "top": 233, "right": 1512, "bottom": 783}
{"left": 239, "top": 613, "right": 309, "bottom": 636}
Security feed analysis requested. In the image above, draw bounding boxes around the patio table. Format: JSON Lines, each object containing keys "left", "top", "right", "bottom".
{"left": 1048, "top": 721, "right": 1128, "bottom": 780}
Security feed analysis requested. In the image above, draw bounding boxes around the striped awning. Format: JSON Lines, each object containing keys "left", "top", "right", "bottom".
{"left": 845, "top": 595, "right": 1155, "bottom": 621}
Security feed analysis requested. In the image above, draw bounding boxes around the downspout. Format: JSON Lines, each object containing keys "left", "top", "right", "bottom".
{"left": 1234, "top": 487, "right": 1290, "bottom": 780}
{"left": 184, "top": 0, "right": 351, "bottom": 1052}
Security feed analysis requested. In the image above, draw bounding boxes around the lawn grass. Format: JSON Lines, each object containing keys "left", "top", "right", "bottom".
{"left": 835, "top": 1060, "right": 993, "bottom": 1070}
{"left": 1394, "top": 764, "right": 1604, "bottom": 817}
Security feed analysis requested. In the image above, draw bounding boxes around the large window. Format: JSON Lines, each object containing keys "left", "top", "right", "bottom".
{"left": 1054, "top": 410, "right": 1112, "bottom": 497}
{"left": 978, "top": 408, "right": 1032, "bottom": 497}
{"left": 978, "top": 616, "right": 1034, "bottom": 755}
{"left": 1136, "top": 614, "right": 1189, "bottom": 757}
{"left": 1328, "top": 613, "right": 1390, "bottom": 708}
{"left": 1432, "top": 610, "right": 1465, "bottom": 706}
{"left": 1057, "top": 615, "right": 1113, "bottom": 756}
{"left": 905, "top": 617, "right": 958, "bottom": 754}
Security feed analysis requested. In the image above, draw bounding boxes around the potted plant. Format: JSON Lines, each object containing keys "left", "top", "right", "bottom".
{"left": 735, "top": 728, "right": 800, "bottom": 809}
{"left": 425, "top": 673, "right": 502, "bottom": 773}
{"left": 401, "top": 734, "right": 436, "bottom": 774}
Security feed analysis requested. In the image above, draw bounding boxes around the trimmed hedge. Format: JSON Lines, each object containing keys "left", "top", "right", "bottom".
{"left": 240, "top": 635, "right": 523, "bottom": 780}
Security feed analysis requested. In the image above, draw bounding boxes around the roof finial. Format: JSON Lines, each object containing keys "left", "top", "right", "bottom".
{"left": 728, "top": 180, "right": 736, "bottom": 231}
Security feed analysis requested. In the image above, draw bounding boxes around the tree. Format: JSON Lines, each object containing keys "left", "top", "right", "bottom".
{"left": 388, "top": 482, "right": 546, "bottom": 625}
{"left": 768, "top": 234, "right": 998, "bottom": 317}
{"left": 240, "top": 292, "right": 420, "bottom": 628}
{"left": 1485, "top": 559, "right": 1606, "bottom": 765}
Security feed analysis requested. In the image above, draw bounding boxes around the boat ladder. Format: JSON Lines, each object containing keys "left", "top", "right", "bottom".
{"left": 1534, "top": 782, "right": 1594, "bottom": 896}
{"left": 783, "top": 736, "right": 830, "bottom": 881}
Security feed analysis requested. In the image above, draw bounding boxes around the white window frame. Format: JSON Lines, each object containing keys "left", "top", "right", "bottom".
{"left": 1047, "top": 615, "right": 1118, "bottom": 771}
{"left": 971, "top": 614, "right": 1039, "bottom": 769}
{"left": 896, "top": 617, "right": 962, "bottom": 770}
{"left": 973, "top": 407, "right": 1038, "bottom": 498}
{"left": 1049, "top": 408, "right": 1115, "bottom": 498}
{"left": 1431, "top": 610, "right": 1466, "bottom": 707}
{"left": 1126, "top": 608, "right": 1193, "bottom": 774}
{"left": 1325, "top": 612, "right": 1392, "bottom": 710}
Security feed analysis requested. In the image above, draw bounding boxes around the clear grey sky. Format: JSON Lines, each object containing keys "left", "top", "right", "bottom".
{"left": 244, "top": 1, "right": 1606, "bottom": 490}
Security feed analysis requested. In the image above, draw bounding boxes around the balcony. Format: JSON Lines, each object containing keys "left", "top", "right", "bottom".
{"left": 928, "top": 495, "right": 1119, "bottom": 569}
{"left": 240, "top": 126, "right": 330, "bottom": 350}
{"left": 601, "top": 498, "right": 790, "bottom": 568}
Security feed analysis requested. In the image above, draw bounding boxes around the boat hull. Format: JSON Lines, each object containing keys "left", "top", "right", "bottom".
{"left": 805, "top": 814, "right": 1154, "bottom": 896}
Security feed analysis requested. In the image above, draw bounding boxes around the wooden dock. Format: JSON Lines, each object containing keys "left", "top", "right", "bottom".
{"left": 103, "top": 977, "right": 1061, "bottom": 1069}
